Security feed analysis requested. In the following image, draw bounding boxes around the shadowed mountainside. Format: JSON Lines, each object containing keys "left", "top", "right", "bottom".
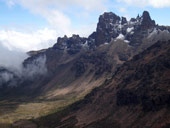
{"left": 18, "top": 40, "right": 170, "bottom": 128}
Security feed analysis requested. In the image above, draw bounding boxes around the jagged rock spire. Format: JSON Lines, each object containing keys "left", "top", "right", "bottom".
{"left": 141, "top": 11, "right": 155, "bottom": 29}
{"left": 52, "top": 10, "right": 168, "bottom": 51}
{"left": 94, "top": 12, "right": 121, "bottom": 46}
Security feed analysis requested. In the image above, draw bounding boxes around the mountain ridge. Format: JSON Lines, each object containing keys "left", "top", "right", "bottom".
{"left": 0, "top": 10, "right": 170, "bottom": 126}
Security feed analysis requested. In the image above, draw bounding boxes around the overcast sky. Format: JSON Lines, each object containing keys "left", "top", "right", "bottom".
{"left": 0, "top": 0, "right": 170, "bottom": 52}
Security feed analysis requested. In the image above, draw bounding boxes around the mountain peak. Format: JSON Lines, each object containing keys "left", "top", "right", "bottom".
{"left": 142, "top": 11, "right": 151, "bottom": 19}
{"left": 52, "top": 11, "right": 168, "bottom": 51}
{"left": 93, "top": 12, "right": 121, "bottom": 46}
{"left": 99, "top": 12, "right": 120, "bottom": 24}
{"left": 141, "top": 10, "right": 155, "bottom": 29}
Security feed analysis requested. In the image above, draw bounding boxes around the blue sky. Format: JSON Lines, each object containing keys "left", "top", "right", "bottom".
{"left": 0, "top": 0, "right": 170, "bottom": 52}
{"left": 0, "top": 2, "right": 46, "bottom": 26}
{"left": 0, "top": 0, "right": 170, "bottom": 27}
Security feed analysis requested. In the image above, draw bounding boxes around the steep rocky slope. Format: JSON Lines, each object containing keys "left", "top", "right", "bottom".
{"left": 25, "top": 40, "right": 170, "bottom": 128}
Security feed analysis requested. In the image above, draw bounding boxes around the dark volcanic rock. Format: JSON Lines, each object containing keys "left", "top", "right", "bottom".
{"left": 117, "top": 89, "right": 140, "bottom": 106}
{"left": 121, "top": 17, "right": 127, "bottom": 25}
{"left": 94, "top": 12, "right": 120, "bottom": 46}
{"left": 53, "top": 34, "right": 87, "bottom": 54}
{"left": 72, "top": 61, "right": 86, "bottom": 77}
{"left": 128, "top": 11, "right": 156, "bottom": 46}
{"left": 141, "top": 11, "right": 155, "bottom": 29}
{"left": 72, "top": 52, "right": 112, "bottom": 77}
{"left": 53, "top": 35, "right": 68, "bottom": 50}
{"left": 141, "top": 91, "right": 170, "bottom": 111}
{"left": 51, "top": 10, "right": 169, "bottom": 50}
{"left": 98, "top": 12, "right": 120, "bottom": 25}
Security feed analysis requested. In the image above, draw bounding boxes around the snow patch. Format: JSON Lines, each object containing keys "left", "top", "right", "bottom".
{"left": 128, "top": 21, "right": 136, "bottom": 25}
{"left": 148, "top": 28, "right": 170, "bottom": 39}
{"left": 118, "top": 24, "right": 122, "bottom": 30}
{"left": 124, "top": 40, "right": 130, "bottom": 43}
{"left": 130, "top": 31, "right": 134, "bottom": 35}
{"left": 127, "top": 27, "right": 134, "bottom": 33}
{"left": 110, "top": 23, "right": 114, "bottom": 26}
{"left": 116, "top": 34, "right": 125, "bottom": 40}
{"left": 82, "top": 41, "right": 88, "bottom": 47}
{"left": 104, "top": 42, "right": 109, "bottom": 45}
{"left": 162, "top": 30, "right": 169, "bottom": 34}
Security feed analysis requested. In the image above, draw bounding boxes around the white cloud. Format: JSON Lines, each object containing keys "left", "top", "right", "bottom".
{"left": 16, "top": 0, "right": 106, "bottom": 11}
{"left": 0, "top": 42, "right": 28, "bottom": 70}
{"left": 149, "top": 0, "right": 170, "bottom": 8}
{"left": 0, "top": 28, "right": 56, "bottom": 72}
{"left": 0, "top": 0, "right": 107, "bottom": 70}
{"left": 4, "top": 0, "right": 106, "bottom": 33}
{"left": 117, "top": 0, "right": 170, "bottom": 8}
{"left": 0, "top": 28, "right": 58, "bottom": 51}
{"left": 22, "top": 55, "right": 47, "bottom": 79}
{"left": 1, "top": 0, "right": 106, "bottom": 52}
{"left": 6, "top": 0, "right": 15, "bottom": 7}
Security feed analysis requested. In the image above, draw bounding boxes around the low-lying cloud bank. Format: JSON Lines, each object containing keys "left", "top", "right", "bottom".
{"left": 0, "top": 42, "right": 28, "bottom": 70}
{"left": 0, "top": 28, "right": 53, "bottom": 87}
{"left": 22, "top": 55, "right": 47, "bottom": 79}
{"left": 0, "top": 54, "right": 47, "bottom": 87}
{"left": 0, "top": 38, "right": 47, "bottom": 87}
{"left": 0, "top": 28, "right": 57, "bottom": 52}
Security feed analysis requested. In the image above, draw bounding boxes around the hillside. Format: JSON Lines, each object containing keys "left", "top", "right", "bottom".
{"left": 21, "top": 40, "right": 170, "bottom": 128}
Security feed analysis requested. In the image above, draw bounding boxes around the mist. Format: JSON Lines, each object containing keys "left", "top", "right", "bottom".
{"left": 0, "top": 42, "right": 48, "bottom": 87}
{"left": 22, "top": 55, "right": 47, "bottom": 79}
{"left": 0, "top": 42, "right": 28, "bottom": 70}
